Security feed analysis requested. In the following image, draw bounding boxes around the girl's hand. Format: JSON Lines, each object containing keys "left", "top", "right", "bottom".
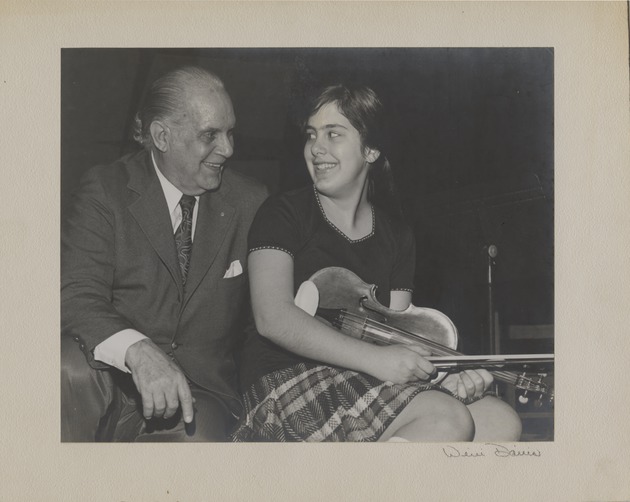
{"left": 371, "top": 344, "right": 436, "bottom": 384}
{"left": 440, "top": 369, "right": 494, "bottom": 400}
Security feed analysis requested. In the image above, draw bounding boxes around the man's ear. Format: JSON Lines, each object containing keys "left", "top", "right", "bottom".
{"left": 149, "top": 121, "right": 170, "bottom": 152}
{"left": 365, "top": 148, "right": 381, "bottom": 164}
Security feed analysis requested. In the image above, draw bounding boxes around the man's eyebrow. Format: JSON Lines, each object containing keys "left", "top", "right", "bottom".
{"left": 199, "top": 126, "right": 235, "bottom": 135}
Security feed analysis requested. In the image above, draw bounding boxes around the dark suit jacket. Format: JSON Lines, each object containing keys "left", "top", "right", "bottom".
{"left": 61, "top": 150, "right": 268, "bottom": 413}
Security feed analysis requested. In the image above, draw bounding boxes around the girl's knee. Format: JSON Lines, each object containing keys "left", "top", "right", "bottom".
{"left": 407, "top": 390, "right": 475, "bottom": 441}
{"left": 492, "top": 399, "right": 523, "bottom": 441}
{"left": 441, "top": 396, "right": 475, "bottom": 441}
{"left": 468, "top": 396, "right": 522, "bottom": 442}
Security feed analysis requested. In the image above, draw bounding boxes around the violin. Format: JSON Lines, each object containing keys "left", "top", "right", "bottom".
{"left": 295, "top": 267, "right": 554, "bottom": 406}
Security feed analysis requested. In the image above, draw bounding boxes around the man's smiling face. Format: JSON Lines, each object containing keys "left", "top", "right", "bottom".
{"left": 161, "top": 83, "right": 236, "bottom": 195}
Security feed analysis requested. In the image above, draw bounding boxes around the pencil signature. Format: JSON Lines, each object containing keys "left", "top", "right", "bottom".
{"left": 442, "top": 443, "right": 542, "bottom": 458}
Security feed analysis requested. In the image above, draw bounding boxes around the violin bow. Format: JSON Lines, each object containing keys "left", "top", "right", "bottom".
{"left": 427, "top": 354, "right": 554, "bottom": 370}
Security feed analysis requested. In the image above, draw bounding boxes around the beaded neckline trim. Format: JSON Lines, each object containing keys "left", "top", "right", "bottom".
{"left": 313, "top": 185, "right": 375, "bottom": 243}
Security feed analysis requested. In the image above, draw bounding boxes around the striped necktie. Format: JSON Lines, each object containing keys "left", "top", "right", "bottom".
{"left": 174, "top": 195, "right": 196, "bottom": 285}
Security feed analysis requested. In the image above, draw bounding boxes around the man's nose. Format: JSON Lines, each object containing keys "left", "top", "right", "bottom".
{"left": 216, "top": 133, "right": 234, "bottom": 158}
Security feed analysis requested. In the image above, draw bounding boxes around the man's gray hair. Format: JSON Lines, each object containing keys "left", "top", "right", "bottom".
{"left": 132, "top": 66, "right": 225, "bottom": 149}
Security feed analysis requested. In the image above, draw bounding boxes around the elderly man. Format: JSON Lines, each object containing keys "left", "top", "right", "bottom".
{"left": 61, "top": 66, "right": 268, "bottom": 441}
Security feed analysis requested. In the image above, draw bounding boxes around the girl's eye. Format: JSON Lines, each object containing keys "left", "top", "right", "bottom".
{"left": 305, "top": 132, "right": 316, "bottom": 140}
{"left": 329, "top": 131, "right": 340, "bottom": 139}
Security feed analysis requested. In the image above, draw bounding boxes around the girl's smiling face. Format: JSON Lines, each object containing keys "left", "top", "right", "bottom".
{"left": 304, "top": 102, "right": 376, "bottom": 199}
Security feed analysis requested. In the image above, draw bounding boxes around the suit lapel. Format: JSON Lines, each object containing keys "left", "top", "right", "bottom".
{"left": 127, "top": 153, "right": 183, "bottom": 294}
{"left": 184, "top": 178, "right": 235, "bottom": 301}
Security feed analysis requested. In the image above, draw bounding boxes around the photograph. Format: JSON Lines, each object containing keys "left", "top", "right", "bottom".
{"left": 2, "top": 2, "right": 629, "bottom": 501}
{"left": 61, "top": 47, "right": 554, "bottom": 443}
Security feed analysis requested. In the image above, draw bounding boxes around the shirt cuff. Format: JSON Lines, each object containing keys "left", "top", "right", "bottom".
{"left": 93, "top": 329, "right": 148, "bottom": 373}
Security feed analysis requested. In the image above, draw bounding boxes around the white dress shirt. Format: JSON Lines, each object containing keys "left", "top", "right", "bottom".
{"left": 93, "top": 152, "right": 199, "bottom": 372}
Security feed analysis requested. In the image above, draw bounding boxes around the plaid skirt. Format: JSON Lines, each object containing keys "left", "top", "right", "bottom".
{"left": 231, "top": 362, "right": 436, "bottom": 442}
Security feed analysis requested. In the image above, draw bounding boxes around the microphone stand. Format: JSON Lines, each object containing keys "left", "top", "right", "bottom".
{"left": 487, "top": 244, "right": 498, "bottom": 355}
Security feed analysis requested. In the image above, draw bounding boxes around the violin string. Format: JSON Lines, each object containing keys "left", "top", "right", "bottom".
{"left": 340, "top": 311, "right": 459, "bottom": 356}
{"left": 340, "top": 312, "right": 461, "bottom": 356}
{"left": 337, "top": 312, "right": 547, "bottom": 393}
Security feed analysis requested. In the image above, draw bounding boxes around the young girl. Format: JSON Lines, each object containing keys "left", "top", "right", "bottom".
{"left": 232, "top": 84, "right": 521, "bottom": 442}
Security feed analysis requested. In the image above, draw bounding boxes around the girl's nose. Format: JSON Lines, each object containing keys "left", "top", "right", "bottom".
{"left": 311, "top": 136, "right": 326, "bottom": 156}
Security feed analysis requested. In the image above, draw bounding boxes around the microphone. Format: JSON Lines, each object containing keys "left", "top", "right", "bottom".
{"left": 485, "top": 244, "right": 498, "bottom": 259}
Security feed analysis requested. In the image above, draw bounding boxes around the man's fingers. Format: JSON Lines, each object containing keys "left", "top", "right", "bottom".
{"left": 141, "top": 392, "right": 155, "bottom": 420}
{"left": 178, "top": 380, "right": 194, "bottom": 424}
{"left": 163, "top": 389, "right": 180, "bottom": 420}
{"left": 152, "top": 393, "right": 167, "bottom": 418}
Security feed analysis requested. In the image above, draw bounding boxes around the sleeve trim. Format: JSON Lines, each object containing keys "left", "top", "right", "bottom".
{"left": 248, "top": 246, "right": 294, "bottom": 258}
{"left": 391, "top": 288, "right": 414, "bottom": 293}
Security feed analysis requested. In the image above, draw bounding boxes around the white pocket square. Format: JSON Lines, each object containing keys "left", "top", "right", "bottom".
{"left": 223, "top": 260, "right": 243, "bottom": 279}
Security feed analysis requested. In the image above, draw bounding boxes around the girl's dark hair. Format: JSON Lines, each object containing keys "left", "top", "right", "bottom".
{"left": 305, "top": 84, "right": 402, "bottom": 218}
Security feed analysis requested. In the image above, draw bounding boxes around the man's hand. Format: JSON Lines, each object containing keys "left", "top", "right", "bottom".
{"left": 124, "top": 339, "right": 194, "bottom": 423}
{"left": 440, "top": 369, "right": 494, "bottom": 400}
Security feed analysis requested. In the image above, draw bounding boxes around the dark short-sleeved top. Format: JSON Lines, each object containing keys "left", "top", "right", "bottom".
{"left": 238, "top": 185, "right": 416, "bottom": 391}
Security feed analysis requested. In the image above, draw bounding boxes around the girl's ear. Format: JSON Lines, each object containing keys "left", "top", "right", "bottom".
{"left": 365, "top": 148, "right": 381, "bottom": 164}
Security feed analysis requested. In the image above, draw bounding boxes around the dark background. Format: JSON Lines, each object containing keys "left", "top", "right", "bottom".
{"left": 61, "top": 48, "right": 554, "bottom": 358}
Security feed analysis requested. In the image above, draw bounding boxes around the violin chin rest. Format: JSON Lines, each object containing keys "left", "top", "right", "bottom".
{"left": 295, "top": 280, "right": 319, "bottom": 317}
